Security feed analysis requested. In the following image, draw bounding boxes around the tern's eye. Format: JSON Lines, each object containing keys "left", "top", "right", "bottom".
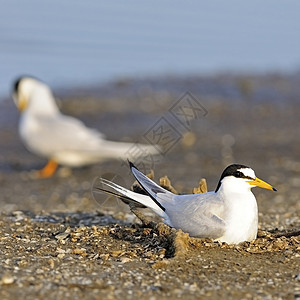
{"left": 234, "top": 171, "right": 243, "bottom": 178}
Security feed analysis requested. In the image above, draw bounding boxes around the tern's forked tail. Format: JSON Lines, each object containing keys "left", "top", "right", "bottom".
{"left": 92, "top": 177, "right": 166, "bottom": 217}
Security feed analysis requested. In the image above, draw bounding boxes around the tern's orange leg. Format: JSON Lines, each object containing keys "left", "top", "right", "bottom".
{"left": 38, "top": 159, "right": 58, "bottom": 178}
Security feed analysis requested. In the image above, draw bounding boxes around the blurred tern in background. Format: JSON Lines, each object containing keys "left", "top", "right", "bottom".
{"left": 95, "top": 162, "right": 276, "bottom": 244}
{"left": 12, "top": 77, "right": 159, "bottom": 178}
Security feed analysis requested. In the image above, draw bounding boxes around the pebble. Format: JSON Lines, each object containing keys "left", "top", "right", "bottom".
{"left": 1, "top": 273, "right": 14, "bottom": 285}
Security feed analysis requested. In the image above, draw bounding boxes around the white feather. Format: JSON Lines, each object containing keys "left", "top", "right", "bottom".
{"left": 96, "top": 164, "right": 275, "bottom": 245}
{"left": 14, "top": 77, "right": 160, "bottom": 167}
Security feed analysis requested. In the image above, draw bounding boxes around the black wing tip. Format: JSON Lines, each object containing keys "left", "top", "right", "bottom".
{"left": 273, "top": 187, "right": 277, "bottom": 192}
{"left": 127, "top": 160, "right": 166, "bottom": 212}
{"left": 128, "top": 160, "right": 139, "bottom": 171}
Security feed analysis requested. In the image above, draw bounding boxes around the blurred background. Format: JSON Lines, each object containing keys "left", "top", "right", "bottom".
{"left": 0, "top": 1, "right": 299, "bottom": 221}
{"left": 1, "top": 1, "right": 300, "bottom": 98}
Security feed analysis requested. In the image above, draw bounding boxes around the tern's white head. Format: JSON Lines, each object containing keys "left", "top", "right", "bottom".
{"left": 215, "top": 164, "right": 276, "bottom": 194}
{"left": 12, "top": 76, "right": 59, "bottom": 115}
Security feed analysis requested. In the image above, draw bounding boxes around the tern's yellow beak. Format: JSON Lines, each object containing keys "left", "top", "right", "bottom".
{"left": 247, "top": 177, "right": 277, "bottom": 191}
{"left": 17, "top": 96, "right": 28, "bottom": 112}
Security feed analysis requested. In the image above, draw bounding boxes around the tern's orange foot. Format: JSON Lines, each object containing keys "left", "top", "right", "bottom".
{"left": 38, "top": 160, "right": 58, "bottom": 178}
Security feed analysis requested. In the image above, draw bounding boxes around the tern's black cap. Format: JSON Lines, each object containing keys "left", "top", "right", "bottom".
{"left": 12, "top": 75, "right": 38, "bottom": 94}
{"left": 215, "top": 164, "right": 252, "bottom": 192}
{"left": 13, "top": 77, "right": 23, "bottom": 94}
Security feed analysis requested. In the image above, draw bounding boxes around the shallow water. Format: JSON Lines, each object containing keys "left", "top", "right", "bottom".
{"left": 1, "top": 1, "right": 300, "bottom": 99}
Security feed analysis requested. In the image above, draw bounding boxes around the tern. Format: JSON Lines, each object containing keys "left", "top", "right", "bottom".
{"left": 12, "top": 77, "right": 159, "bottom": 178}
{"left": 95, "top": 162, "right": 276, "bottom": 244}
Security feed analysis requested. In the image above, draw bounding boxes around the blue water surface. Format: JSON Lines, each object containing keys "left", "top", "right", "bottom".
{"left": 1, "top": 1, "right": 300, "bottom": 98}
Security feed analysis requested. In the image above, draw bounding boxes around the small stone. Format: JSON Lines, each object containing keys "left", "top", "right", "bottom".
{"left": 12, "top": 211, "right": 25, "bottom": 222}
{"left": 1, "top": 273, "right": 14, "bottom": 285}
{"left": 181, "top": 132, "right": 196, "bottom": 147}
{"left": 193, "top": 178, "right": 207, "bottom": 194}
{"left": 56, "top": 247, "right": 66, "bottom": 254}
{"left": 55, "top": 231, "right": 70, "bottom": 241}
{"left": 120, "top": 257, "right": 131, "bottom": 263}
{"left": 159, "top": 176, "right": 178, "bottom": 194}
{"left": 48, "top": 259, "right": 55, "bottom": 269}
{"left": 111, "top": 250, "right": 123, "bottom": 257}
{"left": 57, "top": 167, "right": 72, "bottom": 178}
{"left": 73, "top": 248, "right": 87, "bottom": 256}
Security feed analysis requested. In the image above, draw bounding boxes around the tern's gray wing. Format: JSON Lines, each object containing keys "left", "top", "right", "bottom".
{"left": 22, "top": 114, "right": 161, "bottom": 166}
{"left": 129, "top": 163, "right": 225, "bottom": 239}
{"left": 22, "top": 114, "right": 105, "bottom": 155}
{"left": 130, "top": 162, "right": 174, "bottom": 210}
{"left": 163, "top": 192, "right": 226, "bottom": 239}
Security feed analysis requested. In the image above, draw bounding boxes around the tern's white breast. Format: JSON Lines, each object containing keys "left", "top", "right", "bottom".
{"left": 218, "top": 189, "right": 258, "bottom": 244}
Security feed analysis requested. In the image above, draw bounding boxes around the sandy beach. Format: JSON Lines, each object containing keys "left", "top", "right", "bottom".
{"left": 0, "top": 73, "right": 299, "bottom": 299}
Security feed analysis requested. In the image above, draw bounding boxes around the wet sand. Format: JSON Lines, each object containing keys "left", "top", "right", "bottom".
{"left": 0, "top": 73, "right": 299, "bottom": 299}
